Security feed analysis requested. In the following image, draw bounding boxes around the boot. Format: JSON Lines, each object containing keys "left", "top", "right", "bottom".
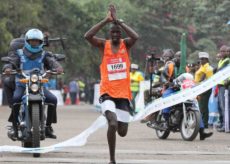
{"left": 8, "top": 109, "right": 13, "bottom": 122}
{"left": 199, "top": 128, "right": 213, "bottom": 140}
{"left": 45, "top": 126, "right": 57, "bottom": 139}
{"left": 7, "top": 125, "right": 18, "bottom": 141}
{"left": 141, "top": 113, "right": 156, "bottom": 123}
{"left": 8, "top": 105, "right": 19, "bottom": 141}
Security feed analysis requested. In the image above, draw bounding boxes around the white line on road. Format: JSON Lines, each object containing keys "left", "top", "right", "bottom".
{"left": 1, "top": 157, "right": 230, "bottom": 164}
{"left": 56, "top": 148, "right": 230, "bottom": 155}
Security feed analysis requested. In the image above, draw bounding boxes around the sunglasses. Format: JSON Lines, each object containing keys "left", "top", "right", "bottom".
{"left": 187, "top": 64, "right": 195, "bottom": 67}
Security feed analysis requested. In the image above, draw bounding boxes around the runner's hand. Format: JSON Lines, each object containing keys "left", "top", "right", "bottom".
{"left": 109, "top": 4, "right": 116, "bottom": 20}
{"left": 105, "top": 11, "right": 114, "bottom": 22}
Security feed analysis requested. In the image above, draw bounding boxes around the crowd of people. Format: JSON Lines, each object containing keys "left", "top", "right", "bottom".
{"left": 143, "top": 46, "right": 230, "bottom": 135}
{"left": 62, "top": 78, "right": 96, "bottom": 105}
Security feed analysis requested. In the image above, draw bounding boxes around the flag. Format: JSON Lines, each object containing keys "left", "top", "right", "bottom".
{"left": 179, "top": 33, "right": 187, "bottom": 75}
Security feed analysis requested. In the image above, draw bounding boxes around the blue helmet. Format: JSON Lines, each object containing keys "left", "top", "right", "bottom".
{"left": 24, "top": 28, "right": 44, "bottom": 53}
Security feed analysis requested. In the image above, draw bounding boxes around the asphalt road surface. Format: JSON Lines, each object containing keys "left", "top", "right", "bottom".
{"left": 0, "top": 104, "right": 230, "bottom": 164}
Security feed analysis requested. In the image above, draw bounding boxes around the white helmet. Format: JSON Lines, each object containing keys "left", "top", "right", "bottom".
{"left": 131, "top": 63, "right": 139, "bottom": 70}
{"left": 25, "top": 28, "right": 44, "bottom": 53}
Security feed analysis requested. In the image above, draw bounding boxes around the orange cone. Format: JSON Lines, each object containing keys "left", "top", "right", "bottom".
{"left": 65, "top": 93, "right": 71, "bottom": 105}
{"left": 76, "top": 95, "right": 80, "bottom": 105}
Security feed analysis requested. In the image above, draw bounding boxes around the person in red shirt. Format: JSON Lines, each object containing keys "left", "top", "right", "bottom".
{"left": 84, "top": 5, "right": 139, "bottom": 164}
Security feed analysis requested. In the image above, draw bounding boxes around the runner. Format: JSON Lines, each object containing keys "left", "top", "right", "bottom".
{"left": 84, "top": 5, "right": 139, "bottom": 164}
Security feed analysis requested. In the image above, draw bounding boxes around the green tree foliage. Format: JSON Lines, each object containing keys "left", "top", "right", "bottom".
{"left": 0, "top": 0, "right": 229, "bottom": 80}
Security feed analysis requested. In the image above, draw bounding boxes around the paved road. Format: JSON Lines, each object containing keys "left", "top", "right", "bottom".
{"left": 0, "top": 104, "right": 230, "bottom": 164}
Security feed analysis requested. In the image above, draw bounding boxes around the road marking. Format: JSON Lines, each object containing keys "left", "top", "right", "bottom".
{"left": 57, "top": 148, "right": 230, "bottom": 155}
{"left": 1, "top": 157, "right": 230, "bottom": 164}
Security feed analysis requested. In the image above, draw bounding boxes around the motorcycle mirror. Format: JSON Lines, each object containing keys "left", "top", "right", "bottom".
{"left": 1, "top": 57, "right": 21, "bottom": 71}
{"left": 1, "top": 57, "right": 11, "bottom": 63}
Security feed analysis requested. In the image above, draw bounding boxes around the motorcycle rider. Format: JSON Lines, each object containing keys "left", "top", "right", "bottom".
{"left": 174, "top": 73, "right": 213, "bottom": 140}
{"left": 160, "top": 49, "right": 176, "bottom": 123}
{"left": 3, "top": 28, "right": 63, "bottom": 140}
{"left": 3, "top": 34, "right": 57, "bottom": 121}
{"left": 149, "top": 50, "right": 212, "bottom": 140}
{"left": 146, "top": 49, "right": 175, "bottom": 128}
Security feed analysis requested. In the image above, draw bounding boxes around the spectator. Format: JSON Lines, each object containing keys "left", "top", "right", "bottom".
{"left": 216, "top": 45, "right": 230, "bottom": 132}
{"left": 208, "top": 86, "right": 219, "bottom": 128}
{"left": 57, "top": 78, "right": 64, "bottom": 90}
{"left": 69, "top": 79, "right": 79, "bottom": 105}
{"left": 62, "top": 84, "right": 69, "bottom": 103}
{"left": 77, "top": 78, "right": 86, "bottom": 102}
{"left": 195, "top": 52, "right": 214, "bottom": 128}
{"left": 130, "top": 63, "right": 144, "bottom": 111}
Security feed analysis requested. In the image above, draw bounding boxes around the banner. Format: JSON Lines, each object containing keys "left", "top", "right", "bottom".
{"left": 225, "top": 89, "right": 229, "bottom": 132}
{"left": 0, "top": 89, "right": 2, "bottom": 106}
{"left": 0, "top": 65, "right": 230, "bottom": 154}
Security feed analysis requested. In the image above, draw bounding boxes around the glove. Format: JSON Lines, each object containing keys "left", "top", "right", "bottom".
{"left": 4, "top": 68, "right": 12, "bottom": 75}
{"left": 56, "top": 67, "right": 63, "bottom": 74}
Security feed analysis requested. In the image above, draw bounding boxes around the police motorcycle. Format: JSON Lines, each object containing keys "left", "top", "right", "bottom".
{"left": 2, "top": 56, "right": 63, "bottom": 157}
{"left": 146, "top": 73, "right": 201, "bottom": 141}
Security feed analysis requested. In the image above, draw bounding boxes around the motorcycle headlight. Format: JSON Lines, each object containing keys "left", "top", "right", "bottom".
{"left": 30, "top": 84, "right": 39, "bottom": 92}
{"left": 31, "top": 74, "right": 39, "bottom": 82}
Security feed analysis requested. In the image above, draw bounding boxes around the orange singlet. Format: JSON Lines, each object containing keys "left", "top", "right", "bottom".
{"left": 100, "top": 40, "right": 131, "bottom": 100}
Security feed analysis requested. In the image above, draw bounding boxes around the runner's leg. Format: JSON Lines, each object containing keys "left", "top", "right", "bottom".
{"left": 105, "top": 110, "right": 117, "bottom": 163}
{"left": 116, "top": 99, "right": 129, "bottom": 136}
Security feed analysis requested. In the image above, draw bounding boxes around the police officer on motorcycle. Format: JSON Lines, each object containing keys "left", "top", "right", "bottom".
{"left": 3, "top": 28, "right": 63, "bottom": 140}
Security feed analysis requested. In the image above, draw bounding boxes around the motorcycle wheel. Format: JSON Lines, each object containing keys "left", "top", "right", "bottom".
{"left": 156, "top": 129, "right": 170, "bottom": 139}
{"left": 180, "top": 110, "right": 200, "bottom": 141}
{"left": 31, "top": 103, "right": 40, "bottom": 157}
{"left": 155, "top": 113, "right": 170, "bottom": 139}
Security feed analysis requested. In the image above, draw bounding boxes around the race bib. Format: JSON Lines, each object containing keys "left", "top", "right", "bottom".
{"left": 107, "top": 57, "right": 127, "bottom": 81}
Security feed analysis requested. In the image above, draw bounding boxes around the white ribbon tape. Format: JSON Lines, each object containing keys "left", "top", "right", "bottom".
{"left": 132, "top": 65, "right": 230, "bottom": 122}
{"left": 225, "top": 89, "right": 229, "bottom": 132}
{"left": 0, "top": 116, "right": 107, "bottom": 153}
{"left": 0, "top": 65, "right": 230, "bottom": 154}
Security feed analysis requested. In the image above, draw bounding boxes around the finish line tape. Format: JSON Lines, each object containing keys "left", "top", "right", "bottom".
{"left": 0, "top": 65, "right": 230, "bottom": 154}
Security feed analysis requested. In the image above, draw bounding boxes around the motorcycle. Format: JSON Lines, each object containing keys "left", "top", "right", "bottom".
{"left": 146, "top": 74, "right": 201, "bottom": 141}
{"left": 2, "top": 57, "right": 63, "bottom": 157}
